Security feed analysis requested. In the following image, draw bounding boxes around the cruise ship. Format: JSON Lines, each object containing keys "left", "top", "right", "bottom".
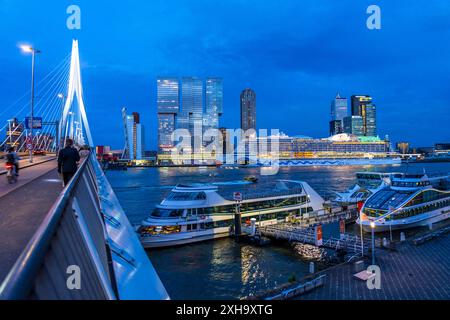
{"left": 138, "top": 180, "right": 325, "bottom": 248}
{"left": 335, "top": 172, "right": 404, "bottom": 204}
{"left": 358, "top": 173, "right": 450, "bottom": 232}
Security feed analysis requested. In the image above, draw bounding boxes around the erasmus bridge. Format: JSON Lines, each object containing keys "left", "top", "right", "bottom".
{"left": 0, "top": 40, "right": 169, "bottom": 300}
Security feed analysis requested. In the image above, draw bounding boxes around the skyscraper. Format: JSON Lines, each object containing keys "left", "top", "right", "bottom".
{"left": 157, "top": 77, "right": 223, "bottom": 158}
{"left": 204, "top": 78, "right": 223, "bottom": 135}
{"left": 351, "top": 95, "right": 377, "bottom": 137}
{"left": 331, "top": 93, "right": 348, "bottom": 121}
{"left": 124, "top": 111, "right": 145, "bottom": 160}
{"left": 343, "top": 115, "right": 364, "bottom": 136}
{"left": 157, "top": 78, "right": 179, "bottom": 152}
{"left": 240, "top": 89, "right": 256, "bottom": 132}
{"left": 329, "top": 93, "right": 348, "bottom": 136}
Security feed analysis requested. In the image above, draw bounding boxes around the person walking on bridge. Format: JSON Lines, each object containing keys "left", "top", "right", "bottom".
{"left": 58, "top": 139, "right": 80, "bottom": 186}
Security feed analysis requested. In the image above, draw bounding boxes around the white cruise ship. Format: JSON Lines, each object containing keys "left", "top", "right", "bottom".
{"left": 358, "top": 173, "right": 450, "bottom": 232}
{"left": 138, "top": 180, "right": 325, "bottom": 248}
{"left": 335, "top": 172, "right": 404, "bottom": 204}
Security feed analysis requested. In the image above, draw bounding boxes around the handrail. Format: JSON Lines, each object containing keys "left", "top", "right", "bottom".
{"left": 0, "top": 156, "right": 91, "bottom": 300}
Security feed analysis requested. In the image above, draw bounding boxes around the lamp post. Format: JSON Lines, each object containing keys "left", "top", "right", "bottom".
{"left": 21, "top": 45, "right": 41, "bottom": 163}
{"left": 370, "top": 221, "right": 376, "bottom": 265}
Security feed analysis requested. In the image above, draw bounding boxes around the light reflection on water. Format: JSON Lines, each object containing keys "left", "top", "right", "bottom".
{"left": 106, "top": 162, "right": 450, "bottom": 300}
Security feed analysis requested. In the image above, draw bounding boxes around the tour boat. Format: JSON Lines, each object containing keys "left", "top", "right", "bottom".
{"left": 335, "top": 172, "right": 404, "bottom": 204}
{"left": 138, "top": 180, "right": 325, "bottom": 248}
{"left": 358, "top": 173, "right": 450, "bottom": 232}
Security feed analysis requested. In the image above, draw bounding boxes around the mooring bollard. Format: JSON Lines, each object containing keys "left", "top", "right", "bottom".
{"left": 400, "top": 232, "right": 406, "bottom": 242}
{"left": 354, "top": 260, "right": 365, "bottom": 273}
{"left": 250, "top": 218, "right": 257, "bottom": 236}
{"left": 309, "top": 262, "right": 315, "bottom": 274}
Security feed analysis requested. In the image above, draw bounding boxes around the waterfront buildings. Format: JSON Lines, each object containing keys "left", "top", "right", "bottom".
{"left": 343, "top": 115, "right": 364, "bottom": 136}
{"left": 329, "top": 120, "right": 343, "bottom": 137}
{"left": 351, "top": 95, "right": 377, "bottom": 137}
{"left": 329, "top": 94, "right": 348, "bottom": 135}
{"left": 124, "top": 111, "right": 145, "bottom": 160}
{"left": 156, "top": 77, "right": 223, "bottom": 164}
{"left": 157, "top": 78, "right": 179, "bottom": 153}
{"left": 240, "top": 89, "right": 256, "bottom": 133}
{"left": 396, "top": 142, "right": 410, "bottom": 154}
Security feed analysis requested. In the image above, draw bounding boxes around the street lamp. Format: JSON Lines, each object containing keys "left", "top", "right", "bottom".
{"left": 370, "top": 221, "right": 376, "bottom": 266}
{"left": 21, "top": 44, "right": 41, "bottom": 163}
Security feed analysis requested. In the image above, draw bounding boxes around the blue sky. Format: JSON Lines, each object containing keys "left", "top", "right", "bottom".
{"left": 0, "top": 0, "right": 449, "bottom": 149}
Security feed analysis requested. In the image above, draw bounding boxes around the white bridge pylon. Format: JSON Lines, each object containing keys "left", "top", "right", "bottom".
{"left": 61, "top": 39, "right": 94, "bottom": 147}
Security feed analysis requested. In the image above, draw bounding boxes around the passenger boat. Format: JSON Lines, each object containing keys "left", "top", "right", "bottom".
{"left": 138, "top": 180, "right": 325, "bottom": 248}
{"left": 358, "top": 173, "right": 450, "bottom": 232}
{"left": 335, "top": 172, "right": 403, "bottom": 204}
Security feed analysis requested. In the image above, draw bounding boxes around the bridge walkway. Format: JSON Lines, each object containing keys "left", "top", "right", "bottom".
{"left": 0, "top": 161, "right": 62, "bottom": 283}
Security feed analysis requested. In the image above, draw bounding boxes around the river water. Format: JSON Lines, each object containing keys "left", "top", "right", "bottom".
{"left": 106, "top": 162, "right": 450, "bottom": 300}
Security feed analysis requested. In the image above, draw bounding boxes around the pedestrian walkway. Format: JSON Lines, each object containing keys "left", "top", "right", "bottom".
{"left": 0, "top": 164, "right": 63, "bottom": 283}
{"left": 300, "top": 234, "right": 450, "bottom": 300}
{"left": 0, "top": 158, "right": 57, "bottom": 198}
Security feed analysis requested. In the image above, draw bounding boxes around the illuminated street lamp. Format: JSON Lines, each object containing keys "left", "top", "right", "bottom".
{"left": 20, "top": 44, "right": 41, "bottom": 163}
{"left": 370, "top": 221, "right": 376, "bottom": 265}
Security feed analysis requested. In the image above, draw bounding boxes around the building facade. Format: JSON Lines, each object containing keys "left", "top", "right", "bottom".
{"left": 343, "top": 115, "right": 364, "bottom": 136}
{"left": 240, "top": 89, "right": 256, "bottom": 133}
{"left": 157, "top": 78, "right": 179, "bottom": 152}
{"left": 351, "top": 95, "right": 377, "bottom": 137}
{"left": 330, "top": 93, "right": 348, "bottom": 136}
{"left": 125, "top": 112, "right": 145, "bottom": 160}
{"left": 157, "top": 77, "right": 223, "bottom": 163}
{"left": 396, "top": 142, "right": 410, "bottom": 154}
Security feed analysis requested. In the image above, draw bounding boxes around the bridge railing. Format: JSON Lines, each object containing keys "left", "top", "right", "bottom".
{"left": 0, "top": 153, "right": 169, "bottom": 300}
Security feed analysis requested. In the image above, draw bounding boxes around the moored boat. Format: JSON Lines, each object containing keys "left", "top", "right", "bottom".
{"left": 138, "top": 180, "right": 325, "bottom": 248}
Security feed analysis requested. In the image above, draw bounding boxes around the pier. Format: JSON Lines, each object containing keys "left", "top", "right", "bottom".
{"left": 259, "top": 223, "right": 368, "bottom": 257}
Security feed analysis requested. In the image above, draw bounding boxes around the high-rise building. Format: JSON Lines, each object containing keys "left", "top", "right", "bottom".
{"left": 329, "top": 120, "right": 343, "bottom": 136}
{"left": 204, "top": 78, "right": 223, "bottom": 133}
{"left": 240, "top": 89, "right": 256, "bottom": 133}
{"left": 329, "top": 93, "right": 347, "bottom": 136}
{"left": 125, "top": 111, "right": 145, "bottom": 160}
{"left": 331, "top": 93, "right": 348, "bottom": 122}
{"left": 157, "top": 78, "right": 179, "bottom": 152}
{"left": 179, "top": 77, "right": 203, "bottom": 149}
{"left": 343, "top": 115, "right": 364, "bottom": 136}
{"left": 351, "top": 95, "right": 377, "bottom": 137}
{"left": 157, "top": 77, "right": 223, "bottom": 159}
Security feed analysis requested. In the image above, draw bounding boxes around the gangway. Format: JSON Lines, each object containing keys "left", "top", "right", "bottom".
{"left": 259, "top": 223, "right": 369, "bottom": 256}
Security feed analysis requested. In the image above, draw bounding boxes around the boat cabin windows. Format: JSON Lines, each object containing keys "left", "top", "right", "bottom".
{"left": 392, "top": 181, "right": 430, "bottom": 188}
{"left": 151, "top": 208, "right": 185, "bottom": 218}
{"left": 166, "top": 192, "right": 207, "bottom": 201}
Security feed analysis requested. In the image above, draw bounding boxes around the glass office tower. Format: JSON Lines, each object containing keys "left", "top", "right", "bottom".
{"left": 157, "top": 78, "right": 179, "bottom": 152}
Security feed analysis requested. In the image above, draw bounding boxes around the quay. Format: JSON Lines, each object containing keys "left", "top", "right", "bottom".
{"left": 298, "top": 232, "right": 450, "bottom": 300}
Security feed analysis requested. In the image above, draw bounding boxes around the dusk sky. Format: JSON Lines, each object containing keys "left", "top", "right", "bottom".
{"left": 0, "top": 0, "right": 449, "bottom": 149}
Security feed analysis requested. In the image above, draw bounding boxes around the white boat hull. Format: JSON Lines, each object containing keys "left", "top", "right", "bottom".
{"left": 140, "top": 227, "right": 231, "bottom": 248}
{"left": 359, "top": 209, "right": 450, "bottom": 233}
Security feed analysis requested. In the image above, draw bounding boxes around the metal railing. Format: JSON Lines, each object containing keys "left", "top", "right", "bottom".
{"left": 0, "top": 153, "right": 169, "bottom": 300}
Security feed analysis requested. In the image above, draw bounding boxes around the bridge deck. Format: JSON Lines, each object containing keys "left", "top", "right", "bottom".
{"left": 0, "top": 162, "right": 62, "bottom": 283}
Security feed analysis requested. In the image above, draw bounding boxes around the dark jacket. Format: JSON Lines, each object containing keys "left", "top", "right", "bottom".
{"left": 58, "top": 147, "right": 81, "bottom": 174}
